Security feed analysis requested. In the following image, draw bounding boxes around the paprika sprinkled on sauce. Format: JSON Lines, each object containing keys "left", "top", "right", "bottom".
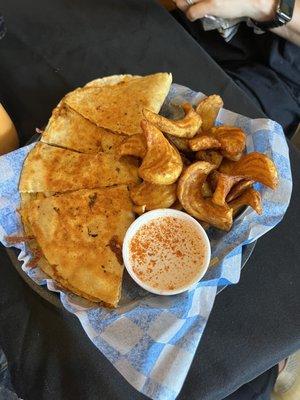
{"left": 129, "top": 216, "right": 208, "bottom": 291}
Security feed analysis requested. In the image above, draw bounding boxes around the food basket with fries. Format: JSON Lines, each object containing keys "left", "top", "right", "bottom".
{"left": 0, "top": 74, "right": 292, "bottom": 400}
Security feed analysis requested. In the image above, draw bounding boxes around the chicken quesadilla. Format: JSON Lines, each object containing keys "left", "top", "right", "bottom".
{"left": 42, "top": 103, "right": 125, "bottom": 154}
{"left": 19, "top": 142, "right": 139, "bottom": 193}
{"left": 64, "top": 72, "right": 172, "bottom": 135}
{"left": 20, "top": 186, "right": 134, "bottom": 307}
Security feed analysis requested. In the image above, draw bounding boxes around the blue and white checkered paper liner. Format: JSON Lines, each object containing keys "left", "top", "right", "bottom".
{"left": 0, "top": 84, "right": 292, "bottom": 400}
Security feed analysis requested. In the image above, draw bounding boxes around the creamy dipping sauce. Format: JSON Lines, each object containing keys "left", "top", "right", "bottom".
{"left": 129, "top": 216, "right": 208, "bottom": 292}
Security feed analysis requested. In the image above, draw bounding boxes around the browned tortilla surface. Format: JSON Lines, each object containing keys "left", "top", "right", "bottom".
{"left": 21, "top": 186, "right": 134, "bottom": 307}
{"left": 64, "top": 72, "right": 172, "bottom": 135}
{"left": 42, "top": 103, "right": 126, "bottom": 154}
{"left": 19, "top": 142, "right": 139, "bottom": 193}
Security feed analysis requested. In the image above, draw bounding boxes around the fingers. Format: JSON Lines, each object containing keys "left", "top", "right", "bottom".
{"left": 173, "top": 0, "right": 192, "bottom": 12}
{"left": 173, "top": 0, "right": 219, "bottom": 22}
{"left": 186, "top": 0, "right": 215, "bottom": 21}
{"left": 173, "top": 0, "right": 202, "bottom": 13}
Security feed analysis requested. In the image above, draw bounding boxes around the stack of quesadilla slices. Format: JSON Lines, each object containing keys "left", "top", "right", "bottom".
{"left": 19, "top": 72, "right": 172, "bottom": 307}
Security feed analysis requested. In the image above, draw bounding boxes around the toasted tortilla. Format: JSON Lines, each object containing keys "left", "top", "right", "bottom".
{"left": 64, "top": 72, "right": 172, "bottom": 135}
{"left": 42, "top": 103, "right": 126, "bottom": 154}
{"left": 19, "top": 142, "right": 139, "bottom": 193}
{"left": 20, "top": 186, "right": 134, "bottom": 307}
{"left": 85, "top": 74, "right": 141, "bottom": 88}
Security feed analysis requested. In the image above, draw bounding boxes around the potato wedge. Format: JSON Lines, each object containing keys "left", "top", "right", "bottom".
{"left": 210, "top": 126, "right": 246, "bottom": 157}
{"left": 212, "top": 172, "right": 243, "bottom": 206}
{"left": 189, "top": 135, "right": 221, "bottom": 151}
{"left": 221, "top": 151, "right": 243, "bottom": 161}
{"left": 218, "top": 158, "right": 236, "bottom": 174}
{"left": 177, "top": 161, "right": 233, "bottom": 231}
{"left": 118, "top": 134, "right": 147, "bottom": 158}
{"left": 142, "top": 103, "right": 202, "bottom": 138}
{"left": 208, "top": 170, "right": 219, "bottom": 192}
{"left": 202, "top": 181, "right": 213, "bottom": 198}
{"left": 130, "top": 181, "right": 177, "bottom": 210}
{"left": 229, "top": 188, "right": 262, "bottom": 216}
{"left": 195, "top": 150, "right": 223, "bottom": 168}
{"left": 139, "top": 120, "right": 183, "bottom": 185}
{"left": 195, "top": 95, "right": 223, "bottom": 131}
{"left": 226, "top": 179, "right": 254, "bottom": 202}
{"left": 223, "top": 152, "right": 278, "bottom": 189}
{"left": 166, "top": 134, "right": 190, "bottom": 152}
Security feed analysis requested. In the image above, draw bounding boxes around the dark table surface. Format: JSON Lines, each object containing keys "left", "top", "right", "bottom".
{"left": 0, "top": 1, "right": 299, "bottom": 400}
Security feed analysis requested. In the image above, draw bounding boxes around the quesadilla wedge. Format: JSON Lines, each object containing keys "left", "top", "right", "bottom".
{"left": 64, "top": 72, "right": 172, "bottom": 136}
{"left": 85, "top": 74, "right": 141, "bottom": 88}
{"left": 19, "top": 142, "right": 139, "bottom": 193}
{"left": 20, "top": 186, "right": 134, "bottom": 307}
{"left": 42, "top": 103, "right": 126, "bottom": 154}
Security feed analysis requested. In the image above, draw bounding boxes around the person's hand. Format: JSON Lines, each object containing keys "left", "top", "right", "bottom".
{"left": 173, "top": 0, "right": 277, "bottom": 22}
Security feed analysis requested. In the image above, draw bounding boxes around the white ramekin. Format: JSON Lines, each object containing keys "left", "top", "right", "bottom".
{"left": 122, "top": 209, "right": 211, "bottom": 295}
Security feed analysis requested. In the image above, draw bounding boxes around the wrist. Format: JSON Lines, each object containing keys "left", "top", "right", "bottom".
{"left": 252, "top": 0, "right": 278, "bottom": 21}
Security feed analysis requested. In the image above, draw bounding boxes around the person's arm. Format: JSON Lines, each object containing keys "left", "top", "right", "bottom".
{"left": 174, "top": 0, "right": 300, "bottom": 46}
{"left": 271, "top": 0, "right": 300, "bottom": 45}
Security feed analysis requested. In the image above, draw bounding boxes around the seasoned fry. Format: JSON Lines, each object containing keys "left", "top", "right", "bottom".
{"left": 189, "top": 125, "right": 245, "bottom": 163}
{"left": 221, "top": 150, "right": 243, "bottom": 161}
{"left": 210, "top": 126, "right": 246, "bottom": 157}
{"left": 218, "top": 158, "right": 236, "bottom": 174}
{"left": 130, "top": 181, "right": 177, "bottom": 210}
{"left": 229, "top": 188, "right": 262, "bottom": 215}
{"left": 189, "top": 135, "right": 221, "bottom": 151}
{"left": 212, "top": 173, "right": 243, "bottom": 206}
{"left": 208, "top": 170, "right": 219, "bottom": 192}
{"left": 223, "top": 152, "right": 278, "bottom": 189}
{"left": 190, "top": 126, "right": 245, "bottom": 160}
{"left": 143, "top": 103, "right": 202, "bottom": 138}
{"left": 166, "top": 134, "right": 190, "bottom": 152}
{"left": 226, "top": 179, "right": 254, "bottom": 202}
{"left": 202, "top": 181, "right": 213, "bottom": 198}
{"left": 195, "top": 150, "right": 223, "bottom": 168}
{"left": 118, "top": 134, "right": 147, "bottom": 158}
{"left": 139, "top": 120, "right": 183, "bottom": 185}
{"left": 177, "top": 161, "right": 233, "bottom": 231}
{"left": 195, "top": 95, "right": 223, "bottom": 131}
